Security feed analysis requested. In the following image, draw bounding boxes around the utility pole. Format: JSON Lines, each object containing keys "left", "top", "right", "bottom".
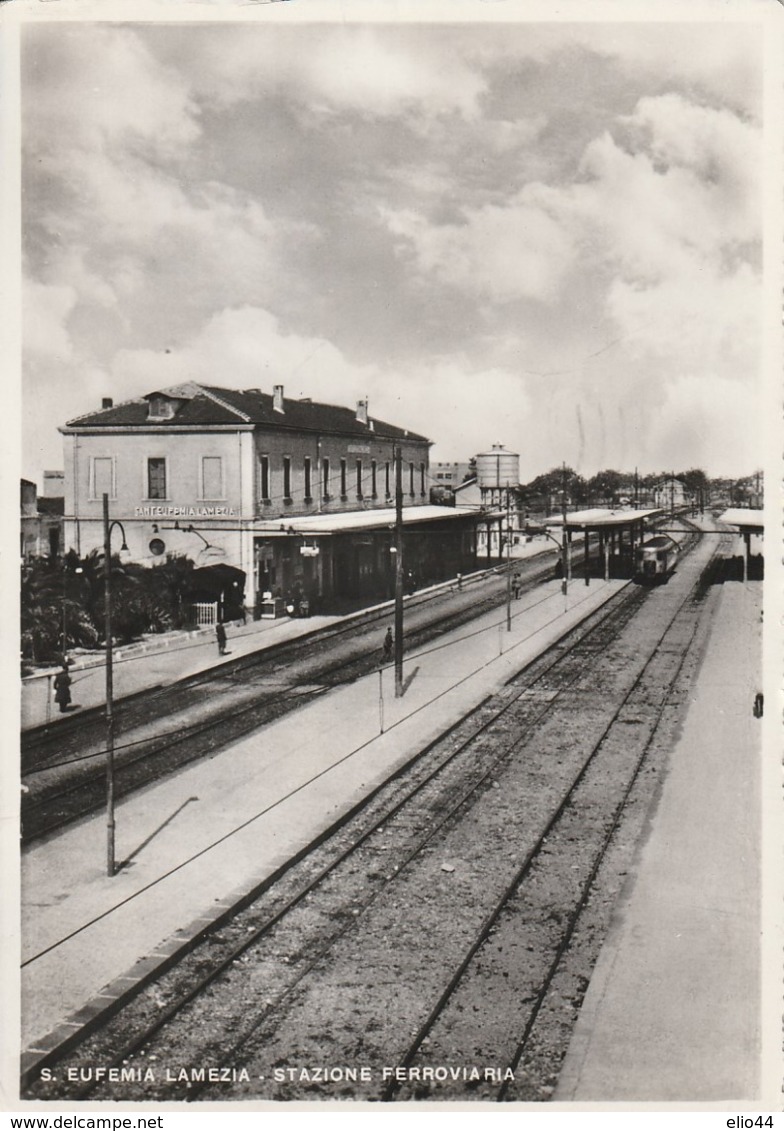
{"left": 103, "top": 494, "right": 128, "bottom": 877}
{"left": 506, "top": 485, "right": 512, "bottom": 631}
{"left": 561, "top": 463, "right": 569, "bottom": 596}
{"left": 394, "top": 446, "right": 404, "bottom": 698}
{"left": 103, "top": 494, "right": 116, "bottom": 878}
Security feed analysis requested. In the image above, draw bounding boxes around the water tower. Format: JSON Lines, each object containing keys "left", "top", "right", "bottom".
{"left": 474, "top": 444, "right": 521, "bottom": 559}
{"left": 476, "top": 444, "right": 520, "bottom": 504}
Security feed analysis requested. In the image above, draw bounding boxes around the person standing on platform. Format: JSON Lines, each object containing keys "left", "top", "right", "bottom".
{"left": 54, "top": 663, "right": 73, "bottom": 713}
{"left": 383, "top": 627, "right": 394, "bottom": 662}
{"left": 216, "top": 621, "right": 228, "bottom": 656}
{"left": 512, "top": 571, "right": 522, "bottom": 599}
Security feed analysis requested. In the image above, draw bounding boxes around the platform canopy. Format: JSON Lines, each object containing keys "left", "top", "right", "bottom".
{"left": 545, "top": 507, "right": 663, "bottom": 531}
{"left": 717, "top": 508, "right": 764, "bottom": 534}
{"left": 252, "top": 504, "right": 478, "bottom": 537}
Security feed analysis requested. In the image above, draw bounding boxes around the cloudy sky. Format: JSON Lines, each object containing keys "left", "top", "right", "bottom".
{"left": 21, "top": 14, "right": 766, "bottom": 483}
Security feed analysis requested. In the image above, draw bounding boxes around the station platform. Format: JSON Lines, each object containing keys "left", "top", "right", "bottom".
{"left": 555, "top": 577, "right": 765, "bottom": 1103}
{"left": 20, "top": 574, "right": 620, "bottom": 1063}
{"left": 21, "top": 539, "right": 555, "bottom": 731}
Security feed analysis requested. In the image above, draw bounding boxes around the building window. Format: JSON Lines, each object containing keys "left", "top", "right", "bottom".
{"left": 409, "top": 462, "right": 415, "bottom": 497}
{"left": 385, "top": 461, "right": 391, "bottom": 499}
{"left": 147, "top": 395, "right": 175, "bottom": 420}
{"left": 259, "top": 455, "right": 270, "bottom": 502}
{"left": 283, "top": 457, "right": 292, "bottom": 501}
{"left": 323, "top": 458, "right": 330, "bottom": 499}
{"left": 147, "top": 457, "right": 167, "bottom": 500}
{"left": 201, "top": 456, "right": 223, "bottom": 499}
{"left": 356, "top": 459, "right": 363, "bottom": 498}
{"left": 90, "top": 456, "right": 114, "bottom": 499}
{"left": 371, "top": 460, "right": 377, "bottom": 498}
{"left": 340, "top": 458, "right": 347, "bottom": 499}
{"left": 304, "top": 457, "right": 312, "bottom": 500}
{"left": 420, "top": 463, "right": 426, "bottom": 496}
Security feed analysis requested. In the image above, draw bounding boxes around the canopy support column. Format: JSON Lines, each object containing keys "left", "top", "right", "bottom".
{"left": 583, "top": 528, "right": 590, "bottom": 584}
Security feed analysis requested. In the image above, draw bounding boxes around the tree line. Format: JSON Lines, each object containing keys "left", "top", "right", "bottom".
{"left": 521, "top": 467, "right": 714, "bottom": 508}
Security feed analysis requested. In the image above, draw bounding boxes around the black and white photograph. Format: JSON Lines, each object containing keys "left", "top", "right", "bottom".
{"left": 5, "top": 0, "right": 782, "bottom": 1116}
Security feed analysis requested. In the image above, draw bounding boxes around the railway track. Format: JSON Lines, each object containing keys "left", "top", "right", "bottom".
{"left": 22, "top": 548, "right": 584, "bottom": 843}
{"left": 23, "top": 525, "right": 718, "bottom": 1103}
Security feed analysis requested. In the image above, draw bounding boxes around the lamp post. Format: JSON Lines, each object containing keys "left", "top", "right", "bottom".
{"left": 103, "top": 493, "right": 129, "bottom": 878}
{"left": 537, "top": 527, "right": 569, "bottom": 595}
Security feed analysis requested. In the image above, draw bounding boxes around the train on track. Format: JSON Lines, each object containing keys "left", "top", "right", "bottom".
{"left": 634, "top": 534, "right": 681, "bottom": 584}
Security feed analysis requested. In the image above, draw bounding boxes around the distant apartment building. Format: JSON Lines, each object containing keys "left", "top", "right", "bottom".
{"left": 431, "top": 461, "right": 472, "bottom": 488}
{"left": 20, "top": 478, "right": 64, "bottom": 559}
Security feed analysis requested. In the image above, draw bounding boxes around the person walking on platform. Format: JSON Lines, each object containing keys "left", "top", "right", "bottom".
{"left": 382, "top": 627, "right": 394, "bottom": 662}
{"left": 216, "top": 621, "right": 228, "bottom": 656}
{"left": 54, "top": 663, "right": 73, "bottom": 713}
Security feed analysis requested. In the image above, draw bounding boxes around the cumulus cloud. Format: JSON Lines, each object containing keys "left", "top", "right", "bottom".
{"left": 23, "top": 279, "right": 77, "bottom": 360}
{"left": 172, "top": 24, "right": 485, "bottom": 123}
{"left": 381, "top": 86, "right": 761, "bottom": 423}
{"left": 109, "top": 306, "right": 379, "bottom": 407}
{"left": 468, "top": 22, "right": 761, "bottom": 117}
{"left": 568, "top": 94, "right": 762, "bottom": 394}
{"left": 382, "top": 184, "right": 576, "bottom": 303}
{"left": 23, "top": 26, "right": 320, "bottom": 369}
{"left": 607, "top": 264, "right": 759, "bottom": 377}
{"left": 24, "top": 26, "right": 200, "bottom": 161}
{"left": 20, "top": 22, "right": 766, "bottom": 484}
{"left": 306, "top": 28, "right": 485, "bottom": 122}
{"left": 107, "top": 308, "right": 536, "bottom": 470}
{"left": 384, "top": 357, "right": 533, "bottom": 459}
{"left": 646, "top": 374, "right": 760, "bottom": 474}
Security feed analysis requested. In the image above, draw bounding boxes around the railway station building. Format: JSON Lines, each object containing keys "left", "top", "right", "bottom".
{"left": 59, "top": 382, "right": 479, "bottom": 617}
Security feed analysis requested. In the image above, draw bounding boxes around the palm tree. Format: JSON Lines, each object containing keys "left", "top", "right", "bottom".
{"left": 21, "top": 559, "right": 62, "bottom": 664}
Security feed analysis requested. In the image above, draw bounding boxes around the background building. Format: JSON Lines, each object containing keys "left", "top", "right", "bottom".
{"left": 652, "top": 477, "right": 690, "bottom": 511}
{"left": 20, "top": 478, "right": 64, "bottom": 560}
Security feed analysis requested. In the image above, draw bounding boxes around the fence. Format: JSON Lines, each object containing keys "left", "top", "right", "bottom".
{"left": 194, "top": 601, "right": 218, "bottom": 626}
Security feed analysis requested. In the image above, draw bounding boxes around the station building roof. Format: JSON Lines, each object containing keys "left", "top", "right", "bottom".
{"left": 717, "top": 508, "right": 764, "bottom": 533}
{"left": 545, "top": 507, "right": 663, "bottom": 530}
{"left": 62, "top": 382, "right": 429, "bottom": 444}
{"left": 253, "top": 505, "right": 478, "bottom": 537}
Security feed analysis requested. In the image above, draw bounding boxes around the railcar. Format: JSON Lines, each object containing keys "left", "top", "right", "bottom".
{"left": 634, "top": 534, "right": 680, "bottom": 583}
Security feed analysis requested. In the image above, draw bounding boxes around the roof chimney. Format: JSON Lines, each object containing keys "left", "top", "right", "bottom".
{"left": 356, "top": 398, "right": 368, "bottom": 425}
{"left": 102, "top": 397, "right": 113, "bottom": 409}
{"left": 273, "top": 385, "right": 285, "bottom": 413}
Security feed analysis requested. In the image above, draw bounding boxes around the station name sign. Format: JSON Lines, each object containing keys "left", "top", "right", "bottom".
{"left": 347, "top": 444, "right": 371, "bottom": 454}
{"left": 134, "top": 505, "right": 237, "bottom": 518}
